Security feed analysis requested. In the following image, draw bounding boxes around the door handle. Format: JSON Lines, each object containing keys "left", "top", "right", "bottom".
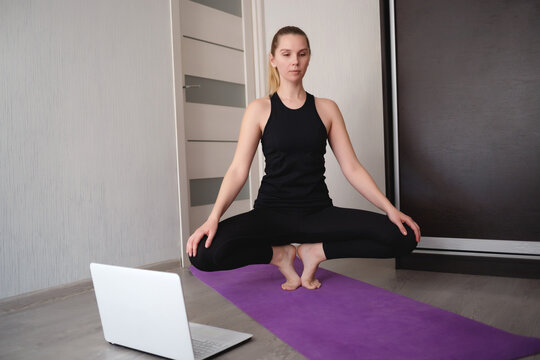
{"left": 182, "top": 84, "right": 201, "bottom": 89}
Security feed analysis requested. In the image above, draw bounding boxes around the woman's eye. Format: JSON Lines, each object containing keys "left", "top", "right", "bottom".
{"left": 300, "top": 53, "right": 306, "bottom": 56}
{"left": 283, "top": 54, "right": 289, "bottom": 56}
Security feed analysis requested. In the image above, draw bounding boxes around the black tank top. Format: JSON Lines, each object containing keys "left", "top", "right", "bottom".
{"left": 253, "top": 91, "right": 333, "bottom": 208}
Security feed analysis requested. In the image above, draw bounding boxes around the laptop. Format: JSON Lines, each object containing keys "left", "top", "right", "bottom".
{"left": 90, "top": 263, "right": 252, "bottom": 360}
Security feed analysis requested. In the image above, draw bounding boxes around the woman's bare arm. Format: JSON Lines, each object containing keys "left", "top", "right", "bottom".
{"left": 208, "top": 100, "right": 267, "bottom": 221}
{"left": 187, "top": 98, "right": 270, "bottom": 256}
{"left": 316, "top": 98, "right": 420, "bottom": 242}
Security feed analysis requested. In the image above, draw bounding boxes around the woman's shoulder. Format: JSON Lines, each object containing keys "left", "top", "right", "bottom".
{"left": 246, "top": 96, "right": 271, "bottom": 116}
{"left": 314, "top": 95, "right": 338, "bottom": 109}
{"left": 249, "top": 95, "right": 271, "bottom": 107}
{"left": 241, "top": 96, "right": 271, "bottom": 132}
{"left": 314, "top": 96, "right": 340, "bottom": 121}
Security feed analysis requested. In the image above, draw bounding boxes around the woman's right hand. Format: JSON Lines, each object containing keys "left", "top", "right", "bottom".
{"left": 186, "top": 217, "right": 219, "bottom": 257}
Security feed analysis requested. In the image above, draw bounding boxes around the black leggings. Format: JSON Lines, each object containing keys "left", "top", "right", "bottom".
{"left": 188, "top": 205, "right": 418, "bottom": 272}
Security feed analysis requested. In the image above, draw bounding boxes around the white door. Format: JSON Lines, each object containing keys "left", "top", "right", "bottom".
{"left": 171, "top": 0, "right": 258, "bottom": 267}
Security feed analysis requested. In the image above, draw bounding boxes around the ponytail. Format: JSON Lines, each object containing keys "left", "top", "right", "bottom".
{"left": 268, "top": 61, "right": 280, "bottom": 95}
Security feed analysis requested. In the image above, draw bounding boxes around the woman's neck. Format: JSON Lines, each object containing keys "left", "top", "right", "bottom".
{"left": 276, "top": 83, "right": 306, "bottom": 101}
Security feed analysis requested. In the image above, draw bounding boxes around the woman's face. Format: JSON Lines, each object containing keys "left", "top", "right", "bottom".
{"left": 270, "top": 34, "right": 310, "bottom": 84}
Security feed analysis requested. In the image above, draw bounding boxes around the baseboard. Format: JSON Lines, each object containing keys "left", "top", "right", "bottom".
{"left": 0, "top": 259, "right": 181, "bottom": 315}
{"left": 396, "top": 252, "right": 540, "bottom": 279}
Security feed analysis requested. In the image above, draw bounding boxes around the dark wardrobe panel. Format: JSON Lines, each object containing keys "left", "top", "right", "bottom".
{"left": 395, "top": 0, "right": 540, "bottom": 241}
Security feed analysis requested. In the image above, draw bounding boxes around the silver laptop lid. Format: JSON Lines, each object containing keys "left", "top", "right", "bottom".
{"left": 90, "top": 263, "right": 195, "bottom": 360}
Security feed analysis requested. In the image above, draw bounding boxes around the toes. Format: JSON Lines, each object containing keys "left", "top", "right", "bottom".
{"left": 281, "top": 281, "right": 300, "bottom": 291}
{"left": 301, "top": 278, "right": 322, "bottom": 289}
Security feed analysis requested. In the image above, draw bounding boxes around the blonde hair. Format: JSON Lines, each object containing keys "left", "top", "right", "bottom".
{"left": 268, "top": 26, "right": 311, "bottom": 95}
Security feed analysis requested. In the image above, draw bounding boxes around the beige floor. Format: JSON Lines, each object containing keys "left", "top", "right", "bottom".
{"left": 1, "top": 258, "right": 540, "bottom": 360}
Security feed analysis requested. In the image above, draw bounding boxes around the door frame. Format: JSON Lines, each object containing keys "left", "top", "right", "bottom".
{"left": 171, "top": 0, "right": 262, "bottom": 268}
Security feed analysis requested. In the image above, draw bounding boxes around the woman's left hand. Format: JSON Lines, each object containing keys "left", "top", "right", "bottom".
{"left": 386, "top": 207, "right": 421, "bottom": 243}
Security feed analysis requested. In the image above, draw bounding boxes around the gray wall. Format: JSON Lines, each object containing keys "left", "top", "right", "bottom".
{"left": 263, "top": 0, "right": 387, "bottom": 212}
{"left": 1, "top": 0, "right": 181, "bottom": 299}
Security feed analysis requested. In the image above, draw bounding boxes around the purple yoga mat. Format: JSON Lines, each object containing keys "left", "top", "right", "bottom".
{"left": 191, "top": 258, "right": 540, "bottom": 360}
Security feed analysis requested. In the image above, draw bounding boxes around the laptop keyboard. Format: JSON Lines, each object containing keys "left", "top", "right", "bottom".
{"left": 192, "top": 338, "right": 226, "bottom": 358}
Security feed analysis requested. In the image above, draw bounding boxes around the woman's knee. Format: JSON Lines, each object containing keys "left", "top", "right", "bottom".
{"left": 395, "top": 223, "right": 418, "bottom": 255}
{"left": 188, "top": 252, "right": 213, "bottom": 272}
{"left": 189, "top": 235, "right": 241, "bottom": 271}
{"left": 188, "top": 236, "right": 217, "bottom": 272}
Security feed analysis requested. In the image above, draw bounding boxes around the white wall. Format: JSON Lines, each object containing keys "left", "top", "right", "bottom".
{"left": 0, "top": 0, "right": 181, "bottom": 299}
{"left": 262, "top": 0, "right": 386, "bottom": 211}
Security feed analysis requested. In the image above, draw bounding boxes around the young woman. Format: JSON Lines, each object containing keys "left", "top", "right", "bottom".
{"left": 186, "top": 26, "right": 421, "bottom": 291}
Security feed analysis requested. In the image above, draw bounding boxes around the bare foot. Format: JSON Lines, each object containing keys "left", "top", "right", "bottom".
{"left": 297, "top": 243, "right": 326, "bottom": 289}
{"left": 270, "top": 245, "right": 301, "bottom": 290}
